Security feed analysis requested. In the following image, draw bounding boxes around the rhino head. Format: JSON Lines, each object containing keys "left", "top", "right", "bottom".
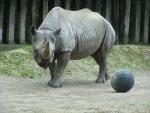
{"left": 30, "top": 25, "right": 61, "bottom": 69}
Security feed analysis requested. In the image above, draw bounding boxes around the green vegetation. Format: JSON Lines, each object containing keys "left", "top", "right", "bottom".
{"left": 109, "top": 45, "right": 150, "bottom": 72}
{"left": 0, "top": 45, "right": 48, "bottom": 78}
{"left": 0, "top": 45, "right": 150, "bottom": 78}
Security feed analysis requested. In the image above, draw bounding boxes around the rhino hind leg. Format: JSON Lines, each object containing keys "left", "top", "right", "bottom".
{"left": 94, "top": 24, "right": 115, "bottom": 83}
{"left": 92, "top": 48, "right": 108, "bottom": 84}
{"left": 92, "top": 34, "right": 113, "bottom": 83}
{"left": 105, "top": 67, "right": 110, "bottom": 81}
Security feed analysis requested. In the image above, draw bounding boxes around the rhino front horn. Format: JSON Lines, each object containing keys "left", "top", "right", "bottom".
{"left": 42, "top": 38, "right": 48, "bottom": 47}
{"left": 42, "top": 41, "right": 50, "bottom": 59}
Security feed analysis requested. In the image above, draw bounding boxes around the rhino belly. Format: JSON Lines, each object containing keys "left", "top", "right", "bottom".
{"left": 70, "top": 36, "right": 102, "bottom": 60}
{"left": 70, "top": 47, "right": 99, "bottom": 60}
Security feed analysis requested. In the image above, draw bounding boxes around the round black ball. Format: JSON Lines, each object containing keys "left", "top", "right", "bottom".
{"left": 111, "top": 69, "right": 134, "bottom": 92}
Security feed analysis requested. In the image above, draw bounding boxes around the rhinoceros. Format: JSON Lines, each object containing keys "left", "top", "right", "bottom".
{"left": 30, "top": 7, "right": 115, "bottom": 88}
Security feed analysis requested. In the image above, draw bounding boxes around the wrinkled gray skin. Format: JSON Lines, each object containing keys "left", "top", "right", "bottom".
{"left": 31, "top": 7, "right": 115, "bottom": 88}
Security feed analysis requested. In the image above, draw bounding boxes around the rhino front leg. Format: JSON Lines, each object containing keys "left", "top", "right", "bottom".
{"left": 48, "top": 52, "right": 70, "bottom": 88}
{"left": 96, "top": 55, "right": 107, "bottom": 83}
{"left": 48, "top": 59, "right": 56, "bottom": 85}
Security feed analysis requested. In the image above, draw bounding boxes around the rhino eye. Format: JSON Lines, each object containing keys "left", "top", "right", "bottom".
{"left": 34, "top": 50, "right": 39, "bottom": 58}
{"left": 34, "top": 50, "right": 38, "bottom": 54}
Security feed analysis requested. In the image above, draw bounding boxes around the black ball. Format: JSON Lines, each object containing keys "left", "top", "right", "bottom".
{"left": 111, "top": 69, "right": 134, "bottom": 92}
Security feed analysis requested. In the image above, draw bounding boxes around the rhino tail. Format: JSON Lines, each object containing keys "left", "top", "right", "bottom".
{"left": 102, "top": 22, "right": 116, "bottom": 54}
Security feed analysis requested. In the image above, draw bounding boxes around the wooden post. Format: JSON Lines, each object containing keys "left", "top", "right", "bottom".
{"left": 8, "top": 0, "right": 16, "bottom": 44}
{"left": 106, "top": 0, "right": 111, "bottom": 22}
{"left": 48, "top": 0, "right": 55, "bottom": 11}
{"left": 19, "top": 0, "right": 26, "bottom": 44}
{"left": 124, "top": 0, "right": 130, "bottom": 44}
{"left": 65, "top": 0, "right": 70, "bottom": 10}
{"left": 32, "top": 0, "right": 36, "bottom": 25}
{"left": 149, "top": 7, "right": 150, "bottom": 44}
{"left": 55, "top": 0, "right": 61, "bottom": 6}
{"left": 31, "top": 0, "right": 36, "bottom": 43}
{"left": 43, "top": 0, "right": 48, "bottom": 19}
{"left": 86, "top": 0, "right": 91, "bottom": 9}
{"left": 119, "top": 0, "right": 126, "bottom": 43}
{"left": 0, "top": 0, "right": 3, "bottom": 44}
{"left": 101, "top": 0, "right": 107, "bottom": 18}
{"left": 96, "top": 0, "right": 102, "bottom": 13}
{"left": 128, "top": 0, "right": 136, "bottom": 43}
{"left": 25, "top": 0, "right": 30, "bottom": 43}
{"left": 135, "top": 0, "right": 141, "bottom": 43}
{"left": 36, "top": 0, "right": 41, "bottom": 27}
{"left": 113, "top": 0, "right": 119, "bottom": 43}
{"left": 144, "top": 0, "right": 149, "bottom": 44}
{"left": 75, "top": 0, "right": 81, "bottom": 10}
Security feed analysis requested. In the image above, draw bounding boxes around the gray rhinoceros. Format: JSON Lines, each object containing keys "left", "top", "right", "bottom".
{"left": 30, "top": 7, "right": 115, "bottom": 88}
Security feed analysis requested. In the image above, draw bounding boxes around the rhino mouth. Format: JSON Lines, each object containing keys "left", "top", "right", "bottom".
{"left": 37, "top": 59, "right": 50, "bottom": 69}
{"left": 38, "top": 62, "right": 49, "bottom": 69}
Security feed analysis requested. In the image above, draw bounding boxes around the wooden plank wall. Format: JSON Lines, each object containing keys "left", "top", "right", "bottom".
{"left": 0, "top": 0, "right": 150, "bottom": 44}
{"left": 0, "top": 0, "right": 3, "bottom": 44}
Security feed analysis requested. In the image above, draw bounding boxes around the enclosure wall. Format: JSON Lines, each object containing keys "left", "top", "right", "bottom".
{"left": 0, "top": 0, "right": 149, "bottom": 44}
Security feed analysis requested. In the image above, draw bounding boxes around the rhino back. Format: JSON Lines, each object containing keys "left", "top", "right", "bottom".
{"left": 39, "top": 7, "right": 107, "bottom": 59}
{"left": 60, "top": 8, "right": 107, "bottom": 59}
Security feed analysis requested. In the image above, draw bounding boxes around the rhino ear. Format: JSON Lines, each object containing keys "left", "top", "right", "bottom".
{"left": 52, "top": 28, "right": 61, "bottom": 36}
{"left": 30, "top": 24, "right": 37, "bottom": 35}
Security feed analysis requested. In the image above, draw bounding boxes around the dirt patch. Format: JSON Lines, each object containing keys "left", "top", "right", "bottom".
{"left": 0, "top": 71, "right": 150, "bottom": 113}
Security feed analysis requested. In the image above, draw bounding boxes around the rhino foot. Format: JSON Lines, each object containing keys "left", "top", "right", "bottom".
{"left": 95, "top": 77, "right": 106, "bottom": 84}
{"left": 47, "top": 80, "right": 62, "bottom": 88}
{"left": 105, "top": 74, "right": 110, "bottom": 81}
{"left": 47, "top": 80, "right": 53, "bottom": 86}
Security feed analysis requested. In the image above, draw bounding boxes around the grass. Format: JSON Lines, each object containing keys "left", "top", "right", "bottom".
{"left": 0, "top": 45, "right": 48, "bottom": 78}
{"left": 0, "top": 45, "right": 150, "bottom": 78}
{"left": 109, "top": 45, "right": 150, "bottom": 72}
